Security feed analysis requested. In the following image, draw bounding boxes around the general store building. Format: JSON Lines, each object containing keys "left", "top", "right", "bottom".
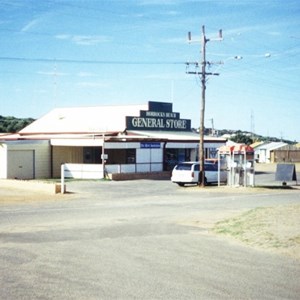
{"left": 0, "top": 101, "right": 226, "bottom": 180}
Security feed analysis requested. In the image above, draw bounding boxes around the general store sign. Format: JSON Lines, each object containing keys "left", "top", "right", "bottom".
{"left": 126, "top": 101, "right": 191, "bottom": 132}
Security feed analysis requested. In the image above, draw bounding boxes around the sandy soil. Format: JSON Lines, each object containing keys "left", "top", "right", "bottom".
{"left": 0, "top": 180, "right": 67, "bottom": 203}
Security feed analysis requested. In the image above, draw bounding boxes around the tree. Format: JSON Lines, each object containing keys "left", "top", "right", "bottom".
{"left": 0, "top": 116, "right": 35, "bottom": 133}
{"left": 231, "top": 133, "right": 253, "bottom": 145}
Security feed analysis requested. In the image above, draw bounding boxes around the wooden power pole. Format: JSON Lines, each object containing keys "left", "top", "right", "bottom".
{"left": 187, "top": 25, "right": 222, "bottom": 187}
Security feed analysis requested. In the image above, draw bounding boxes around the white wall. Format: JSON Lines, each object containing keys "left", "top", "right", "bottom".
{"left": 64, "top": 163, "right": 104, "bottom": 179}
{"left": 5, "top": 140, "right": 50, "bottom": 179}
{"left": 106, "top": 164, "right": 136, "bottom": 173}
{"left": 0, "top": 144, "right": 8, "bottom": 179}
{"left": 136, "top": 148, "right": 163, "bottom": 172}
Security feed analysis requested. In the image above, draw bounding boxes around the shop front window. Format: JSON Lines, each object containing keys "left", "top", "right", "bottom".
{"left": 83, "top": 147, "right": 101, "bottom": 164}
{"left": 126, "top": 149, "right": 136, "bottom": 164}
{"left": 106, "top": 149, "right": 136, "bottom": 164}
{"left": 164, "top": 149, "right": 191, "bottom": 171}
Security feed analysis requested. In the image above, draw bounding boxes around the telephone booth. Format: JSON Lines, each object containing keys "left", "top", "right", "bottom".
{"left": 218, "top": 144, "right": 255, "bottom": 187}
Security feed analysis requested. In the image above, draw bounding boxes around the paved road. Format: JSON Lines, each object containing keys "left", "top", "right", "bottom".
{"left": 0, "top": 179, "right": 300, "bottom": 299}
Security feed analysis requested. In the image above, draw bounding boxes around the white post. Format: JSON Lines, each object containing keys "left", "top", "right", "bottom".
{"left": 102, "top": 133, "right": 105, "bottom": 179}
{"left": 244, "top": 150, "right": 247, "bottom": 187}
{"left": 253, "top": 160, "right": 255, "bottom": 187}
{"left": 218, "top": 151, "right": 220, "bottom": 187}
{"left": 61, "top": 164, "right": 65, "bottom": 194}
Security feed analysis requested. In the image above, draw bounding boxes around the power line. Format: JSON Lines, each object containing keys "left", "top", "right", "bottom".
{"left": 0, "top": 56, "right": 184, "bottom": 65}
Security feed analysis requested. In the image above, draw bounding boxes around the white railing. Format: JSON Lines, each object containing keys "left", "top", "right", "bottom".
{"left": 106, "top": 163, "right": 163, "bottom": 173}
{"left": 60, "top": 162, "right": 164, "bottom": 193}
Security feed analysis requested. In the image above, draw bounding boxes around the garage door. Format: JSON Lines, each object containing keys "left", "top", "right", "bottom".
{"left": 7, "top": 150, "right": 34, "bottom": 179}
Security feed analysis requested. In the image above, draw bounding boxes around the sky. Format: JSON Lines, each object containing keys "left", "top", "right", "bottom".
{"left": 0, "top": 0, "right": 299, "bottom": 141}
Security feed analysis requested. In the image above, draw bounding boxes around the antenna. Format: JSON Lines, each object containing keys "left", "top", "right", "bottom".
{"left": 53, "top": 60, "right": 57, "bottom": 108}
{"left": 219, "top": 29, "right": 222, "bottom": 39}
{"left": 250, "top": 110, "right": 255, "bottom": 140}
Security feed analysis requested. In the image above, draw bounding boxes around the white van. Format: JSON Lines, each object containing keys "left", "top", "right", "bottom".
{"left": 171, "top": 162, "right": 227, "bottom": 186}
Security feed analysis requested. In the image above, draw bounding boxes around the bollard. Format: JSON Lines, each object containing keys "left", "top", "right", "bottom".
{"left": 61, "top": 164, "right": 65, "bottom": 194}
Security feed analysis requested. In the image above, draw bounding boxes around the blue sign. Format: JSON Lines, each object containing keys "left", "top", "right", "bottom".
{"left": 140, "top": 142, "right": 161, "bottom": 149}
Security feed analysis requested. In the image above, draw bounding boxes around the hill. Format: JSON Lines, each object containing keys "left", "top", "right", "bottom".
{"left": 200, "top": 128, "right": 296, "bottom": 145}
{"left": 0, "top": 115, "right": 35, "bottom": 133}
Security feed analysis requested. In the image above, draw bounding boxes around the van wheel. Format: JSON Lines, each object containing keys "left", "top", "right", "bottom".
{"left": 177, "top": 183, "right": 185, "bottom": 187}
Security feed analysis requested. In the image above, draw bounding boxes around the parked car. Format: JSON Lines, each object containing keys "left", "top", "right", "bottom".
{"left": 171, "top": 161, "right": 227, "bottom": 187}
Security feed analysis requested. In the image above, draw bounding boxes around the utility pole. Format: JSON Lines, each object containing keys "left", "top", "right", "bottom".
{"left": 186, "top": 25, "right": 222, "bottom": 187}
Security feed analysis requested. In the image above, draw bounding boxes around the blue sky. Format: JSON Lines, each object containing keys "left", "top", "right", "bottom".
{"left": 0, "top": 0, "right": 299, "bottom": 141}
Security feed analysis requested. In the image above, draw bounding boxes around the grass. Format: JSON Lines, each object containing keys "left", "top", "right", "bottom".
{"left": 213, "top": 205, "right": 300, "bottom": 254}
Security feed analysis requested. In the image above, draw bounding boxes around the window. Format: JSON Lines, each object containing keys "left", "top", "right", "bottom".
{"left": 83, "top": 147, "right": 101, "bottom": 164}
{"left": 164, "top": 148, "right": 192, "bottom": 171}
{"left": 194, "top": 164, "right": 200, "bottom": 171}
{"left": 175, "top": 163, "right": 193, "bottom": 171}
{"left": 126, "top": 149, "right": 136, "bottom": 164}
{"left": 106, "top": 149, "right": 136, "bottom": 164}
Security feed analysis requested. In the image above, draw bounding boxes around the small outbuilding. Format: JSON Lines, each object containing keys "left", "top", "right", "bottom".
{"left": 273, "top": 144, "right": 300, "bottom": 163}
{"left": 0, "top": 140, "right": 50, "bottom": 179}
{"left": 254, "top": 142, "right": 288, "bottom": 163}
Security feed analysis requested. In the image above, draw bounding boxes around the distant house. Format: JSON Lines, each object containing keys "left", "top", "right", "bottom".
{"left": 273, "top": 144, "right": 300, "bottom": 163}
{"left": 0, "top": 101, "right": 226, "bottom": 180}
{"left": 250, "top": 141, "right": 264, "bottom": 149}
{"left": 254, "top": 142, "right": 288, "bottom": 163}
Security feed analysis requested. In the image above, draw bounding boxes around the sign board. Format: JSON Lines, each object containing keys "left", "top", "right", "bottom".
{"left": 101, "top": 154, "right": 108, "bottom": 160}
{"left": 126, "top": 101, "right": 191, "bottom": 132}
{"left": 140, "top": 142, "right": 161, "bottom": 149}
{"left": 275, "top": 164, "right": 297, "bottom": 181}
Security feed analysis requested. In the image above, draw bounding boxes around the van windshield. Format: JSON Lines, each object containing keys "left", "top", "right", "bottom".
{"left": 175, "top": 163, "right": 193, "bottom": 171}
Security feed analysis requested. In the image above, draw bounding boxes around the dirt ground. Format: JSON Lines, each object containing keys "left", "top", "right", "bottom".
{"left": 1, "top": 163, "right": 299, "bottom": 260}
{"left": 0, "top": 180, "right": 66, "bottom": 203}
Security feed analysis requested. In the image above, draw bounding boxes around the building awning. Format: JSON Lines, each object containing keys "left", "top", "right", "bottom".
{"left": 51, "top": 138, "right": 104, "bottom": 147}
{"left": 127, "top": 130, "right": 226, "bottom": 142}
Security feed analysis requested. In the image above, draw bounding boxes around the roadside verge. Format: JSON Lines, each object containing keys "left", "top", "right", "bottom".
{"left": 213, "top": 204, "right": 300, "bottom": 260}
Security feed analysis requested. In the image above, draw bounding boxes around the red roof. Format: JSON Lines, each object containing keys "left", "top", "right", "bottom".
{"left": 219, "top": 144, "right": 254, "bottom": 154}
